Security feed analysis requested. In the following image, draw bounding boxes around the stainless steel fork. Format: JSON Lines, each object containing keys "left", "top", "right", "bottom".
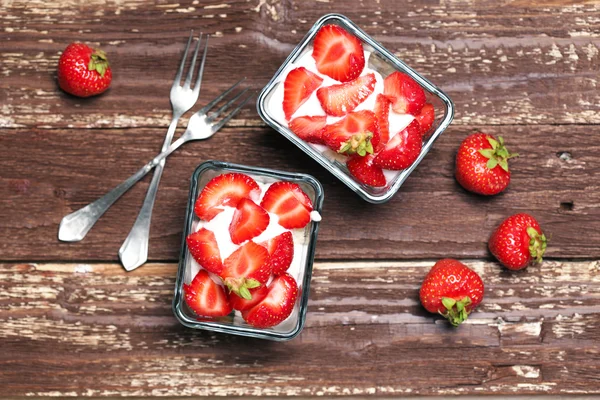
{"left": 118, "top": 32, "right": 209, "bottom": 271}
{"left": 57, "top": 80, "right": 253, "bottom": 246}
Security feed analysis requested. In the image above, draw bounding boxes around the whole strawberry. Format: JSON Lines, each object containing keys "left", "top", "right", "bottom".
{"left": 58, "top": 43, "right": 112, "bottom": 97}
{"left": 455, "top": 133, "right": 517, "bottom": 195}
{"left": 420, "top": 259, "right": 484, "bottom": 326}
{"left": 489, "top": 213, "right": 547, "bottom": 270}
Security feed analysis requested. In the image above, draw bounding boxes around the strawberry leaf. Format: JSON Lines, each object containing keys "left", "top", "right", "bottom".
{"left": 487, "top": 158, "right": 498, "bottom": 169}
{"left": 478, "top": 149, "right": 494, "bottom": 158}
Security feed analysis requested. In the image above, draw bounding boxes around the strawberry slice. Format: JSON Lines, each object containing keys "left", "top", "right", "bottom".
{"left": 312, "top": 24, "right": 365, "bottom": 82}
{"left": 415, "top": 102, "right": 435, "bottom": 136}
{"left": 283, "top": 67, "right": 323, "bottom": 120}
{"left": 261, "top": 182, "right": 313, "bottom": 229}
{"left": 261, "top": 231, "right": 294, "bottom": 275}
{"left": 316, "top": 73, "right": 376, "bottom": 117}
{"left": 347, "top": 154, "right": 387, "bottom": 187}
{"left": 374, "top": 94, "right": 391, "bottom": 150}
{"left": 242, "top": 273, "right": 299, "bottom": 328}
{"left": 374, "top": 120, "right": 423, "bottom": 170}
{"left": 195, "top": 173, "right": 260, "bottom": 221}
{"left": 186, "top": 228, "right": 223, "bottom": 275}
{"left": 322, "top": 110, "right": 379, "bottom": 156}
{"left": 221, "top": 241, "right": 271, "bottom": 299}
{"left": 229, "top": 198, "right": 270, "bottom": 245}
{"left": 383, "top": 71, "right": 426, "bottom": 116}
{"left": 183, "top": 270, "right": 232, "bottom": 317}
{"left": 289, "top": 115, "right": 327, "bottom": 144}
{"left": 229, "top": 285, "right": 269, "bottom": 311}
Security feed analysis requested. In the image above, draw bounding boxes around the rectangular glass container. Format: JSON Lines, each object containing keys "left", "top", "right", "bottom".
{"left": 257, "top": 13, "right": 454, "bottom": 204}
{"left": 172, "top": 161, "right": 324, "bottom": 341}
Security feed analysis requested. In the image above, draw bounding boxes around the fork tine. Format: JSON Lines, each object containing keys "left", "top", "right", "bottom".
{"left": 183, "top": 33, "right": 202, "bottom": 89}
{"left": 210, "top": 92, "right": 254, "bottom": 133}
{"left": 193, "top": 34, "right": 209, "bottom": 95}
{"left": 196, "top": 77, "right": 246, "bottom": 115}
{"left": 172, "top": 30, "right": 194, "bottom": 90}
{"left": 206, "top": 88, "right": 249, "bottom": 124}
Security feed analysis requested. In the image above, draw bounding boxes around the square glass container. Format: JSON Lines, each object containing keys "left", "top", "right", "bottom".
{"left": 172, "top": 161, "right": 324, "bottom": 341}
{"left": 257, "top": 13, "right": 454, "bottom": 204}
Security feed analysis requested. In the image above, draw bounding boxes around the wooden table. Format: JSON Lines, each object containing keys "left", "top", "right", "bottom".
{"left": 1, "top": 0, "right": 599, "bottom": 397}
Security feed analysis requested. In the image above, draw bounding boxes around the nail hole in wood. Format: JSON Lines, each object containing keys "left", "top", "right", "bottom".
{"left": 560, "top": 201, "right": 574, "bottom": 211}
{"left": 556, "top": 151, "right": 572, "bottom": 161}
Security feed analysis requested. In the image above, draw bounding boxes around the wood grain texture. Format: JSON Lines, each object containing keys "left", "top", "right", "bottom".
{"left": 1, "top": 0, "right": 599, "bottom": 129}
{"left": 0, "top": 260, "right": 599, "bottom": 396}
{"left": 1, "top": 124, "right": 598, "bottom": 261}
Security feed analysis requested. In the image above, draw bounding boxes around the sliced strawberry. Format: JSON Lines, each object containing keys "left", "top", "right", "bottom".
{"left": 383, "top": 71, "right": 426, "bottom": 116}
{"left": 312, "top": 24, "right": 365, "bottom": 82}
{"left": 416, "top": 102, "right": 435, "bottom": 137}
{"left": 316, "top": 73, "right": 376, "bottom": 117}
{"left": 229, "top": 198, "right": 270, "bottom": 245}
{"left": 221, "top": 241, "right": 271, "bottom": 299}
{"left": 374, "top": 120, "right": 423, "bottom": 170}
{"left": 283, "top": 67, "right": 323, "bottom": 120}
{"left": 347, "top": 154, "right": 387, "bottom": 187}
{"left": 242, "top": 273, "right": 299, "bottom": 328}
{"left": 229, "top": 285, "right": 269, "bottom": 311}
{"left": 261, "top": 182, "right": 313, "bottom": 229}
{"left": 186, "top": 228, "right": 223, "bottom": 275}
{"left": 183, "top": 270, "right": 232, "bottom": 317}
{"left": 374, "top": 94, "right": 391, "bottom": 150}
{"left": 261, "top": 231, "right": 294, "bottom": 275}
{"left": 195, "top": 173, "right": 260, "bottom": 221}
{"left": 289, "top": 115, "right": 327, "bottom": 144}
{"left": 322, "top": 110, "right": 379, "bottom": 156}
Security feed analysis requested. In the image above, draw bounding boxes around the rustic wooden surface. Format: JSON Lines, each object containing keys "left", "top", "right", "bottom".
{"left": 1, "top": 0, "right": 600, "bottom": 397}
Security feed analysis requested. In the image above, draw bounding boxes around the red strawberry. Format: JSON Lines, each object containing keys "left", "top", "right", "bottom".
{"left": 374, "top": 94, "right": 391, "bottom": 149}
{"left": 242, "top": 273, "right": 299, "bottom": 328}
{"left": 229, "top": 285, "right": 269, "bottom": 311}
{"left": 221, "top": 241, "right": 271, "bottom": 299}
{"left": 57, "top": 43, "right": 112, "bottom": 98}
{"left": 311, "top": 24, "right": 365, "bottom": 82}
{"left": 346, "top": 154, "right": 386, "bottom": 187}
{"left": 186, "top": 228, "right": 224, "bottom": 275}
{"left": 383, "top": 71, "right": 425, "bottom": 115}
{"left": 262, "top": 231, "right": 294, "bottom": 275}
{"left": 195, "top": 173, "right": 260, "bottom": 221}
{"left": 289, "top": 115, "right": 327, "bottom": 144}
{"left": 261, "top": 182, "right": 313, "bottom": 229}
{"left": 317, "top": 73, "right": 376, "bottom": 117}
{"left": 229, "top": 198, "right": 270, "bottom": 245}
{"left": 416, "top": 103, "right": 435, "bottom": 136}
{"left": 455, "top": 133, "right": 518, "bottom": 196}
{"left": 419, "top": 259, "right": 484, "bottom": 327}
{"left": 283, "top": 67, "right": 323, "bottom": 120}
{"left": 183, "top": 270, "right": 232, "bottom": 317}
{"left": 374, "top": 119, "right": 422, "bottom": 170}
{"left": 489, "top": 213, "right": 547, "bottom": 271}
{"left": 322, "top": 110, "right": 379, "bottom": 156}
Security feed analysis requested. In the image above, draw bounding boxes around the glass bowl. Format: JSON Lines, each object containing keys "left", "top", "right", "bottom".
{"left": 172, "top": 161, "right": 324, "bottom": 341}
{"left": 256, "top": 13, "right": 454, "bottom": 204}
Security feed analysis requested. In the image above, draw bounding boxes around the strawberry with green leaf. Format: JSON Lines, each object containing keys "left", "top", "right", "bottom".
{"left": 57, "top": 43, "right": 112, "bottom": 98}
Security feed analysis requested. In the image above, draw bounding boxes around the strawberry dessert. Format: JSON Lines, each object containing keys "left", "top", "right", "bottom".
{"left": 268, "top": 24, "right": 435, "bottom": 187}
{"left": 183, "top": 172, "right": 319, "bottom": 329}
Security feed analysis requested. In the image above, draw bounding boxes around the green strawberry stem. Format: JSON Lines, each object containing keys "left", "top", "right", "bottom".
{"left": 223, "top": 277, "right": 261, "bottom": 300}
{"left": 440, "top": 296, "right": 471, "bottom": 327}
{"left": 338, "top": 131, "right": 374, "bottom": 156}
{"left": 478, "top": 136, "right": 518, "bottom": 172}
{"left": 527, "top": 227, "right": 547, "bottom": 264}
{"left": 88, "top": 49, "right": 109, "bottom": 77}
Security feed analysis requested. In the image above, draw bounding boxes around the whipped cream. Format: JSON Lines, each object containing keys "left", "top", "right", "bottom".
{"left": 268, "top": 48, "right": 415, "bottom": 184}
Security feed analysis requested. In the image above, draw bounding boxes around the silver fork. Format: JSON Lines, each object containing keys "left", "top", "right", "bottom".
{"left": 57, "top": 80, "right": 253, "bottom": 245}
{"left": 118, "top": 32, "right": 209, "bottom": 271}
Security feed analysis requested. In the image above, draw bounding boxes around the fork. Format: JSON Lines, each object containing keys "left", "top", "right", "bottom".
{"left": 118, "top": 31, "right": 209, "bottom": 271}
{"left": 57, "top": 79, "right": 253, "bottom": 244}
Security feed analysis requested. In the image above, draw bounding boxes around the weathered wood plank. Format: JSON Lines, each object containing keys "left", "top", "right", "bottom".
{"left": 1, "top": 124, "right": 598, "bottom": 261}
{"left": 0, "top": 260, "right": 598, "bottom": 396}
{"left": 1, "top": 0, "right": 599, "bottom": 128}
